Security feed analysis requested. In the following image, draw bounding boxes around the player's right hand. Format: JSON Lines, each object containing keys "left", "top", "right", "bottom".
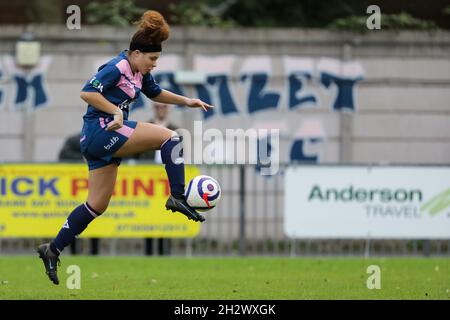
{"left": 106, "top": 108, "right": 123, "bottom": 131}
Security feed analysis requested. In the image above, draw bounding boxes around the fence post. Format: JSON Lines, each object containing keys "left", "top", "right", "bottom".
{"left": 423, "top": 240, "right": 431, "bottom": 257}
{"left": 239, "top": 165, "right": 246, "bottom": 256}
{"left": 365, "top": 233, "right": 371, "bottom": 258}
{"left": 186, "top": 238, "right": 193, "bottom": 257}
{"left": 90, "top": 238, "right": 99, "bottom": 255}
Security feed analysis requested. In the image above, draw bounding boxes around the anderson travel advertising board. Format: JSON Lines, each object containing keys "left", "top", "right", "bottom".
{"left": 285, "top": 166, "right": 450, "bottom": 239}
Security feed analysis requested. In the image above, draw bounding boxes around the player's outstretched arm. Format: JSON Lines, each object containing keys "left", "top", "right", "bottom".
{"left": 152, "top": 89, "right": 214, "bottom": 112}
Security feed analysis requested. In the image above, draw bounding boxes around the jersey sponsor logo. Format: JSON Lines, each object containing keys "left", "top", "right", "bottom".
{"left": 89, "top": 77, "right": 104, "bottom": 92}
{"left": 118, "top": 99, "right": 133, "bottom": 110}
{"left": 104, "top": 136, "right": 119, "bottom": 150}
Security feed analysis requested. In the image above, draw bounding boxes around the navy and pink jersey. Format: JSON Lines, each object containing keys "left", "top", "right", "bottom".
{"left": 79, "top": 50, "right": 162, "bottom": 170}
{"left": 81, "top": 50, "right": 162, "bottom": 121}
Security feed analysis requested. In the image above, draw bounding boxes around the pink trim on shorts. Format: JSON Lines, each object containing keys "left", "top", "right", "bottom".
{"left": 115, "top": 124, "right": 134, "bottom": 138}
{"left": 80, "top": 135, "right": 86, "bottom": 143}
{"left": 99, "top": 117, "right": 106, "bottom": 128}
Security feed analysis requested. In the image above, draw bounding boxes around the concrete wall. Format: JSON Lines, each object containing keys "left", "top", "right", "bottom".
{"left": 0, "top": 26, "right": 449, "bottom": 165}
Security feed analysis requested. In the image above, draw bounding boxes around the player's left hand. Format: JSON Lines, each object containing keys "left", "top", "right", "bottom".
{"left": 186, "top": 98, "right": 214, "bottom": 112}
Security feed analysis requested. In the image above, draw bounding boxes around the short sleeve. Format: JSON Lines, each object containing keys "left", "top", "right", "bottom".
{"left": 81, "top": 64, "right": 121, "bottom": 93}
{"left": 141, "top": 74, "right": 162, "bottom": 98}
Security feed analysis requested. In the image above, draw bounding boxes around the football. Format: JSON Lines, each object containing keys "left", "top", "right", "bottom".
{"left": 185, "top": 175, "right": 221, "bottom": 211}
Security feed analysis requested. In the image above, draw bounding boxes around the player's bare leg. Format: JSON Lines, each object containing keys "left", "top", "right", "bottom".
{"left": 37, "top": 164, "right": 118, "bottom": 285}
{"left": 114, "top": 122, "right": 205, "bottom": 222}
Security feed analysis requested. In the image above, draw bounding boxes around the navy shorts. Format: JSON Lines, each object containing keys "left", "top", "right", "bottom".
{"left": 80, "top": 116, "right": 138, "bottom": 170}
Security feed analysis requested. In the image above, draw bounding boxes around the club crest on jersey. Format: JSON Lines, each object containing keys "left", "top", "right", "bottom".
{"left": 90, "top": 77, "right": 104, "bottom": 92}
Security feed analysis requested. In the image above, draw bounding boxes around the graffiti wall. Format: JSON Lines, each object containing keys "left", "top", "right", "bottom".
{"left": 0, "top": 53, "right": 364, "bottom": 166}
{"left": 0, "top": 27, "right": 448, "bottom": 165}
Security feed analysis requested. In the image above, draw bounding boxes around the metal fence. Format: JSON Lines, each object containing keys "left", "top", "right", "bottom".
{"left": 1, "top": 163, "right": 449, "bottom": 256}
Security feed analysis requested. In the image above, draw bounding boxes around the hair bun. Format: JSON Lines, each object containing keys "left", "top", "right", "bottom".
{"left": 135, "top": 10, "right": 170, "bottom": 44}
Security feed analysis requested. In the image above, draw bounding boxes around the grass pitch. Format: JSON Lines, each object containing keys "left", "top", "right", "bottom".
{"left": 0, "top": 256, "right": 449, "bottom": 299}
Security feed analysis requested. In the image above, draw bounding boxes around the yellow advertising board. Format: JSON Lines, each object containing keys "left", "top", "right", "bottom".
{"left": 0, "top": 163, "right": 201, "bottom": 238}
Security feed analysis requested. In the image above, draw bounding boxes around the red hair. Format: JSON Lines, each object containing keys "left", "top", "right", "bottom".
{"left": 132, "top": 10, "right": 170, "bottom": 45}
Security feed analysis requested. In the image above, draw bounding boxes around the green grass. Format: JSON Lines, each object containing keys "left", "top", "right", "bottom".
{"left": 0, "top": 256, "right": 449, "bottom": 299}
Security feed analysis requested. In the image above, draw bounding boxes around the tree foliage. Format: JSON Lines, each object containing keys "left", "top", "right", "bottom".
{"left": 169, "top": 1, "right": 237, "bottom": 27}
{"left": 85, "top": 0, "right": 145, "bottom": 27}
{"left": 329, "top": 12, "right": 438, "bottom": 32}
{"left": 168, "top": 0, "right": 446, "bottom": 30}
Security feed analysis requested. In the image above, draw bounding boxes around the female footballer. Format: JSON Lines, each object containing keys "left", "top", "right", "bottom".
{"left": 37, "top": 10, "right": 213, "bottom": 285}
